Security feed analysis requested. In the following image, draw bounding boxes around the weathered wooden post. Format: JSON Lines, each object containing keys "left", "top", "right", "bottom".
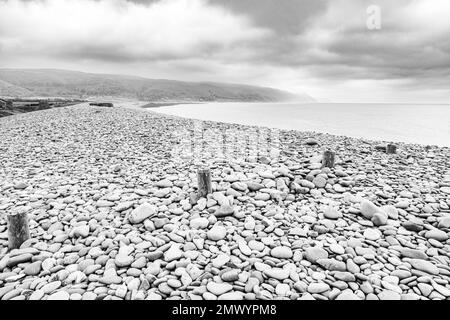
{"left": 386, "top": 144, "right": 397, "bottom": 154}
{"left": 322, "top": 150, "right": 335, "bottom": 168}
{"left": 7, "top": 212, "right": 30, "bottom": 249}
{"left": 197, "top": 167, "right": 212, "bottom": 198}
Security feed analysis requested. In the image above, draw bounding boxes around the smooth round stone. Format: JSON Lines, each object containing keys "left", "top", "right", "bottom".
{"left": 47, "top": 291, "right": 70, "bottom": 300}
{"left": 270, "top": 246, "right": 293, "bottom": 259}
{"left": 167, "top": 279, "right": 182, "bottom": 288}
{"left": 14, "top": 181, "right": 28, "bottom": 189}
{"left": 363, "top": 229, "right": 381, "bottom": 241}
{"left": 425, "top": 229, "right": 448, "bottom": 241}
{"left": 218, "top": 292, "right": 244, "bottom": 300}
{"left": 129, "top": 203, "right": 156, "bottom": 224}
{"left": 41, "top": 281, "right": 62, "bottom": 294}
{"left": 70, "top": 293, "right": 83, "bottom": 300}
{"left": 313, "top": 176, "right": 327, "bottom": 188}
{"left": 131, "top": 257, "right": 147, "bottom": 269}
{"left": 212, "top": 254, "right": 230, "bottom": 268}
{"left": 207, "top": 225, "right": 227, "bottom": 241}
{"left": 329, "top": 243, "right": 345, "bottom": 255}
{"left": 29, "top": 289, "right": 45, "bottom": 300}
{"left": 408, "top": 259, "right": 439, "bottom": 275}
{"left": 248, "top": 240, "right": 265, "bottom": 251}
{"left": 206, "top": 282, "right": 233, "bottom": 296}
{"left": 263, "top": 268, "right": 290, "bottom": 280}
{"left": 307, "top": 282, "right": 330, "bottom": 294}
{"left": 438, "top": 215, "right": 450, "bottom": 229}
{"left": 190, "top": 217, "right": 209, "bottom": 229}
{"left": 335, "top": 290, "right": 361, "bottom": 300}
{"left": 311, "top": 272, "right": 326, "bottom": 281}
{"left": 164, "top": 244, "right": 183, "bottom": 262}
{"left": 372, "top": 212, "right": 388, "bottom": 226}
{"left": 360, "top": 200, "right": 380, "bottom": 219}
{"left": 378, "top": 290, "right": 401, "bottom": 300}
{"left": 221, "top": 269, "right": 239, "bottom": 282}
{"left": 24, "top": 261, "right": 42, "bottom": 276}
{"left": 275, "top": 283, "right": 290, "bottom": 296}
{"left": 115, "top": 254, "right": 134, "bottom": 268}
{"left": 324, "top": 207, "right": 342, "bottom": 220}
{"left": 304, "top": 247, "right": 328, "bottom": 263}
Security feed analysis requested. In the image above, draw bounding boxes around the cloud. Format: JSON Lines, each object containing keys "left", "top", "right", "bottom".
{"left": 0, "top": 0, "right": 449, "bottom": 102}
{"left": 0, "top": 0, "right": 269, "bottom": 62}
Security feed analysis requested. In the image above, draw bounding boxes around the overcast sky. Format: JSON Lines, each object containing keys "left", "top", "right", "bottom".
{"left": 0, "top": 0, "right": 449, "bottom": 102}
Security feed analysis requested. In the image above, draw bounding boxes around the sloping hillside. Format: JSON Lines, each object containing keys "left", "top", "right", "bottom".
{"left": 0, "top": 69, "right": 313, "bottom": 102}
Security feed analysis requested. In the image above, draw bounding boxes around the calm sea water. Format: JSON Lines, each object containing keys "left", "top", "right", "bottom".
{"left": 154, "top": 102, "right": 450, "bottom": 147}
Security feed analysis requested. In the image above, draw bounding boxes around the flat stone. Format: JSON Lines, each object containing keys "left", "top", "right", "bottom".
{"left": 392, "top": 246, "right": 428, "bottom": 260}
{"left": 23, "top": 261, "right": 42, "bottom": 276}
{"left": 425, "top": 229, "right": 448, "bottom": 241}
{"left": 360, "top": 200, "right": 380, "bottom": 219}
{"left": 47, "top": 291, "right": 70, "bottom": 300}
{"left": 207, "top": 225, "right": 227, "bottom": 241}
{"left": 70, "top": 225, "right": 89, "bottom": 238}
{"left": 408, "top": 259, "right": 439, "bottom": 275}
{"left": 270, "top": 246, "right": 293, "bottom": 259}
{"left": 164, "top": 244, "right": 183, "bottom": 262}
{"left": 7, "top": 253, "right": 33, "bottom": 267}
{"left": 324, "top": 207, "right": 342, "bottom": 220}
{"left": 304, "top": 247, "right": 328, "bottom": 263}
{"left": 221, "top": 269, "right": 239, "bottom": 282}
{"left": 364, "top": 228, "right": 381, "bottom": 241}
{"left": 307, "top": 282, "right": 330, "bottom": 294}
{"left": 129, "top": 203, "right": 157, "bottom": 224}
{"left": 263, "top": 268, "right": 290, "bottom": 280}
{"left": 190, "top": 217, "right": 209, "bottom": 229}
{"left": 317, "top": 258, "right": 346, "bottom": 271}
{"left": 378, "top": 290, "right": 401, "bottom": 300}
{"left": 218, "top": 292, "right": 244, "bottom": 300}
{"left": 214, "top": 205, "right": 234, "bottom": 217}
{"left": 207, "top": 282, "right": 233, "bottom": 296}
{"left": 438, "top": 215, "right": 450, "bottom": 229}
{"left": 115, "top": 254, "right": 134, "bottom": 268}
{"left": 312, "top": 176, "right": 327, "bottom": 188}
{"left": 212, "top": 254, "right": 230, "bottom": 268}
{"left": 335, "top": 290, "right": 361, "bottom": 300}
{"left": 41, "top": 281, "right": 62, "bottom": 294}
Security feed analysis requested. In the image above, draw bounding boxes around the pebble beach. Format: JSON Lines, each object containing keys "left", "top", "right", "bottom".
{"left": 1, "top": 103, "right": 450, "bottom": 300}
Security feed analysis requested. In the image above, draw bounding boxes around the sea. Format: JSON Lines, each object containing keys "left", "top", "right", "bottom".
{"left": 154, "top": 102, "right": 450, "bottom": 147}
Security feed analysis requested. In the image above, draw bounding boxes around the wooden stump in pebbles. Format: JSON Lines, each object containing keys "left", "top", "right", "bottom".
{"left": 322, "top": 150, "right": 336, "bottom": 168}
{"left": 197, "top": 167, "right": 212, "bottom": 198}
{"left": 386, "top": 144, "right": 397, "bottom": 154}
{"left": 7, "top": 212, "right": 30, "bottom": 250}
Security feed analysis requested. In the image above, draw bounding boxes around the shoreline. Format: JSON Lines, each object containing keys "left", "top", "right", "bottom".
{"left": 144, "top": 102, "right": 450, "bottom": 149}
{"left": 143, "top": 103, "right": 450, "bottom": 150}
{"left": 0, "top": 104, "right": 449, "bottom": 301}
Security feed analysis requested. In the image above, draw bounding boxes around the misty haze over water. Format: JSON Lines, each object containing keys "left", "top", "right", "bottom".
{"left": 155, "top": 102, "right": 450, "bottom": 147}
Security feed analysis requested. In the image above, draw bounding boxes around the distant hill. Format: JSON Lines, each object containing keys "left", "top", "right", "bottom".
{"left": 0, "top": 69, "right": 313, "bottom": 102}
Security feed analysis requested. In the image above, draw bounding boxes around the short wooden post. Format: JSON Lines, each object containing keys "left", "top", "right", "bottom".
{"left": 322, "top": 150, "right": 335, "bottom": 168}
{"left": 386, "top": 144, "right": 397, "bottom": 154}
{"left": 7, "top": 212, "right": 30, "bottom": 250}
{"left": 197, "top": 167, "right": 212, "bottom": 198}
